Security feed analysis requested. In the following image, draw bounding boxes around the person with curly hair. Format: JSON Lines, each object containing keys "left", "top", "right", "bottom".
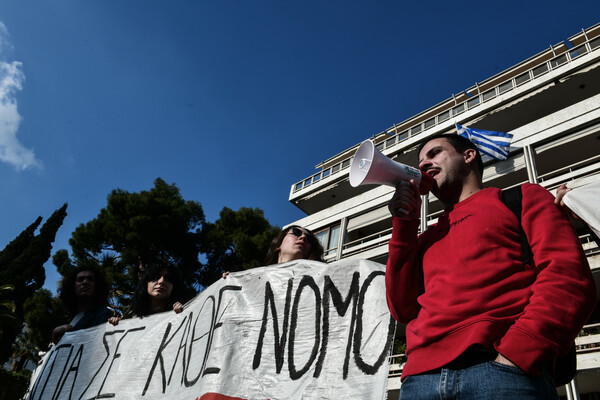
{"left": 52, "top": 265, "right": 113, "bottom": 344}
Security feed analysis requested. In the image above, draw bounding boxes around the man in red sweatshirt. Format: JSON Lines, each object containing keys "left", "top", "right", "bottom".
{"left": 386, "top": 134, "right": 596, "bottom": 399}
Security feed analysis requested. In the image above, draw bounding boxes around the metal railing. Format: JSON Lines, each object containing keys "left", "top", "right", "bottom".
{"left": 340, "top": 227, "right": 392, "bottom": 258}
{"left": 577, "top": 323, "right": 600, "bottom": 353}
{"left": 336, "top": 221, "right": 597, "bottom": 260}
{"left": 537, "top": 155, "right": 600, "bottom": 184}
{"left": 291, "top": 28, "right": 600, "bottom": 195}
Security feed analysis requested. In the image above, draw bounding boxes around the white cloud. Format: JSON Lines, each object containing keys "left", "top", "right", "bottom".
{"left": 0, "top": 24, "right": 42, "bottom": 171}
{"left": 0, "top": 22, "right": 11, "bottom": 54}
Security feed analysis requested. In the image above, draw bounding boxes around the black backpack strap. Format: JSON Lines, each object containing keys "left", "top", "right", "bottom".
{"left": 500, "top": 185, "right": 576, "bottom": 386}
{"left": 500, "top": 186, "right": 532, "bottom": 266}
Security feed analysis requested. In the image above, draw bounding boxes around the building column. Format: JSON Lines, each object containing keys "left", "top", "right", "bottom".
{"left": 420, "top": 194, "right": 429, "bottom": 233}
{"left": 565, "top": 378, "right": 581, "bottom": 400}
{"left": 523, "top": 144, "right": 539, "bottom": 184}
{"left": 336, "top": 217, "right": 348, "bottom": 261}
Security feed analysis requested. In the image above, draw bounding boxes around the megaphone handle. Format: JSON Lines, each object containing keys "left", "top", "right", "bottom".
{"left": 395, "top": 207, "right": 409, "bottom": 216}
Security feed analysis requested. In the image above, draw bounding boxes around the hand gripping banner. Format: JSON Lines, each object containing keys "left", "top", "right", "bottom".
{"left": 26, "top": 259, "right": 395, "bottom": 400}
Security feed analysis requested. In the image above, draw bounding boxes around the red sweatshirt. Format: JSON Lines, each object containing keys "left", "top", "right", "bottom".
{"left": 386, "top": 184, "right": 596, "bottom": 379}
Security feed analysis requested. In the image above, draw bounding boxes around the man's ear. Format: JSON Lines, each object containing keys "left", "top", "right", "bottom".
{"left": 464, "top": 148, "right": 477, "bottom": 165}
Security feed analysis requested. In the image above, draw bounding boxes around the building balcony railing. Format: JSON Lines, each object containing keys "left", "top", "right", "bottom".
{"left": 291, "top": 24, "right": 600, "bottom": 197}
{"left": 340, "top": 227, "right": 392, "bottom": 259}
{"left": 537, "top": 155, "right": 600, "bottom": 186}
{"left": 382, "top": 37, "right": 598, "bottom": 144}
{"left": 334, "top": 219, "right": 597, "bottom": 262}
{"left": 581, "top": 233, "right": 600, "bottom": 256}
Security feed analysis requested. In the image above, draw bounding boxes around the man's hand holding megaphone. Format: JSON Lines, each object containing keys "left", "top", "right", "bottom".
{"left": 387, "top": 180, "right": 422, "bottom": 219}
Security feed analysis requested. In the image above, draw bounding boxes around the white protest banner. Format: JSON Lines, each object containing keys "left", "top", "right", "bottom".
{"left": 562, "top": 179, "right": 600, "bottom": 238}
{"left": 27, "top": 259, "right": 395, "bottom": 400}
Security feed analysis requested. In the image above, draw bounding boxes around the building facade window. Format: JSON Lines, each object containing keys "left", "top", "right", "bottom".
{"left": 315, "top": 224, "right": 341, "bottom": 258}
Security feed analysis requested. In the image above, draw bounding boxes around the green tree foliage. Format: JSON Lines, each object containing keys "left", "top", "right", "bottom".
{"left": 10, "top": 329, "right": 39, "bottom": 373}
{"left": 0, "top": 367, "right": 31, "bottom": 400}
{"left": 0, "top": 285, "right": 17, "bottom": 330}
{"left": 200, "top": 207, "right": 280, "bottom": 285}
{"left": 0, "top": 285, "right": 18, "bottom": 364}
{"left": 23, "top": 289, "right": 68, "bottom": 352}
{"left": 56, "top": 178, "right": 205, "bottom": 308}
{"left": 0, "top": 286, "right": 26, "bottom": 398}
{"left": 392, "top": 337, "right": 407, "bottom": 364}
{"left": 7, "top": 290, "right": 68, "bottom": 372}
{"left": 0, "top": 204, "right": 67, "bottom": 364}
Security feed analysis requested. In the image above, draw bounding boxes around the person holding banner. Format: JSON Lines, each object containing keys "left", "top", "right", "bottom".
{"left": 109, "top": 262, "right": 185, "bottom": 325}
{"left": 264, "top": 225, "right": 324, "bottom": 265}
{"left": 554, "top": 182, "right": 600, "bottom": 244}
{"left": 385, "top": 133, "right": 596, "bottom": 399}
{"left": 52, "top": 266, "right": 114, "bottom": 344}
{"left": 555, "top": 184, "right": 582, "bottom": 220}
{"left": 223, "top": 225, "right": 325, "bottom": 279}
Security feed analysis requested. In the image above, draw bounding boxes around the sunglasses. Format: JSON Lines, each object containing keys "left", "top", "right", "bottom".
{"left": 149, "top": 273, "right": 171, "bottom": 283}
{"left": 287, "top": 227, "right": 315, "bottom": 245}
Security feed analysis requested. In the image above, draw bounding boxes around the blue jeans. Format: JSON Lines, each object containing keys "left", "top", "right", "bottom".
{"left": 398, "top": 361, "right": 559, "bottom": 400}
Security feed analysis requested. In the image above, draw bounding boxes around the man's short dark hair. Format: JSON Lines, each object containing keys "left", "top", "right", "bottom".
{"left": 59, "top": 265, "right": 109, "bottom": 315}
{"left": 418, "top": 133, "right": 484, "bottom": 177}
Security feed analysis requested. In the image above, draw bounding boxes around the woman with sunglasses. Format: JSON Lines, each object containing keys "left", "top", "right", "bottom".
{"left": 222, "top": 225, "right": 325, "bottom": 279}
{"left": 109, "top": 261, "right": 185, "bottom": 325}
{"left": 263, "top": 225, "right": 325, "bottom": 265}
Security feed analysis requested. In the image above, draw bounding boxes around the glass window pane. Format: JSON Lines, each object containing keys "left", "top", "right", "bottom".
{"left": 452, "top": 103, "right": 465, "bottom": 116}
{"left": 550, "top": 54, "right": 567, "bottom": 68}
{"left": 438, "top": 111, "right": 450, "bottom": 122}
{"left": 570, "top": 45, "right": 587, "bottom": 59}
{"left": 411, "top": 124, "right": 422, "bottom": 135}
{"left": 467, "top": 97, "right": 480, "bottom": 109}
{"left": 482, "top": 88, "right": 496, "bottom": 101}
{"left": 328, "top": 225, "right": 341, "bottom": 250}
{"left": 315, "top": 231, "right": 328, "bottom": 249}
{"left": 533, "top": 63, "right": 548, "bottom": 77}
{"left": 499, "top": 81, "right": 513, "bottom": 93}
{"left": 342, "top": 159, "right": 350, "bottom": 168}
{"left": 515, "top": 72, "right": 530, "bottom": 86}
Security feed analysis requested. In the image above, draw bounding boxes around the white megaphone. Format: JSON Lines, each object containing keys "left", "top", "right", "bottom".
{"left": 349, "top": 140, "right": 434, "bottom": 195}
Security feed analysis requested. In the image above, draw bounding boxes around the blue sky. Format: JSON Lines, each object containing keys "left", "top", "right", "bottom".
{"left": 1, "top": 1, "right": 599, "bottom": 294}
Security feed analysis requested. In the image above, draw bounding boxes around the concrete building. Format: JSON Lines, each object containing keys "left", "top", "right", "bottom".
{"left": 287, "top": 22, "right": 600, "bottom": 399}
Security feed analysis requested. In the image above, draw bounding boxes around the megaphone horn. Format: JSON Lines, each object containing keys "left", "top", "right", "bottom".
{"left": 349, "top": 140, "right": 433, "bottom": 195}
